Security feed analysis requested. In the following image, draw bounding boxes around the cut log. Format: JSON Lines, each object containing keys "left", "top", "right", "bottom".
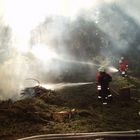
{"left": 53, "top": 109, "right": 76, "bottom": 122}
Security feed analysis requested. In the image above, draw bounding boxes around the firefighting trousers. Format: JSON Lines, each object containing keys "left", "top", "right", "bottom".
{"left": 98, "top": 86, "right": 111, "bottom": 102}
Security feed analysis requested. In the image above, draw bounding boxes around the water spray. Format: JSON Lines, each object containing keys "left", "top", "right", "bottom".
{"left": 24, "top": 78, "right": 95, "bottom": 90}
{"left": 42, "top": 82, "right": 96, "bottom": 90}
{"left": 56, "top": 58, "right": 101, "bottom": 67}
{"left": 107, "top": 66, "right": 119, "bottom": 73}
{"left": 30, "top": 44, "right": 101, "bottom": 67}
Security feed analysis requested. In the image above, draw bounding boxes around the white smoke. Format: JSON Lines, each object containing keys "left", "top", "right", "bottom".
{"left": 0, "top": 0, "right": 140, "bottom": 99}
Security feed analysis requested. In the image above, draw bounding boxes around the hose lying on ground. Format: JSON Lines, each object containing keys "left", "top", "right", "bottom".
{"left": 18, "top": 130, "right": 140, "bottom": 140}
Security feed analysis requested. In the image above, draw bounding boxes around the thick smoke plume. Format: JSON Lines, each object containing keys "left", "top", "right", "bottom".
{"left": 0, "top": 0, "right": 140, "bottom": 99}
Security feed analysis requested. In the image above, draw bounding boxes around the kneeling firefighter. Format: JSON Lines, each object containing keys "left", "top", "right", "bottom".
{"left": 96, "top": 67, "right": 112, "bottom": 104}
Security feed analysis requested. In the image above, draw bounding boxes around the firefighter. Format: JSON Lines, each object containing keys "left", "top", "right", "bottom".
{"left": 119, "top": 57, "right": 128, "bottom": 77}
{"left": 96, "top": 67, "right": 112, "bottom": 105}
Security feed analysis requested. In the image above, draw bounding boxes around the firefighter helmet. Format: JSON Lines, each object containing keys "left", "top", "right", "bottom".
{"left": 98, "top": 67, "right": 105, "bottom": 72}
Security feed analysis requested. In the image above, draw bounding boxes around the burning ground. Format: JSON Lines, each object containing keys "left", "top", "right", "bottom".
{"left": 0, "top": 76, "right": 140, "bottom": 140}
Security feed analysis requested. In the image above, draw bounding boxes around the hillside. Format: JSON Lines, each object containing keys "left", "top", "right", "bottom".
{"left": 0, "top": 76, "right": 140, "bottom": 140}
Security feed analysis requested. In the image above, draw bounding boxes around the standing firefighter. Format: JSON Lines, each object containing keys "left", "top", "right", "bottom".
{"left": 96, "top": 67, "right": 112, "bottom": 105}
{"left": 119, "top": 57, "right": 128, "bottom": 77}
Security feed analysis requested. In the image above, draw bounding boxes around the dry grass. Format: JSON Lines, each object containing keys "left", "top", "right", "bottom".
{"left": 0, "top": 77, "right": 140, "bottom": 140}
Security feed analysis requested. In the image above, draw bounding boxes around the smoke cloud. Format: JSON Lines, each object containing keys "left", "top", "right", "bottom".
{"left": 0, "top": 0, "right": 140, "bottom": 99}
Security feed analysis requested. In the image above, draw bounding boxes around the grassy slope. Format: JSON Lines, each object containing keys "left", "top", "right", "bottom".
{"left": 0, "top": 76, "right": 140, "bottom": 140}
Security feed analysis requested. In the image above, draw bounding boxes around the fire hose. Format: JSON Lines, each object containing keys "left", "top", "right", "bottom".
{"left": 18, "top": 130, "right": 140, "bottom": 140}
